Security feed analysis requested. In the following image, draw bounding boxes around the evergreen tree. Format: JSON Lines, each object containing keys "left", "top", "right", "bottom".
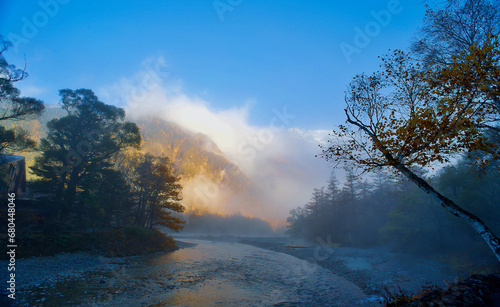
{"left": 133, "top": 153, "right": 185, "bottom": 231}
{"left": 31, "top": 89, "right": 141, "bottom": 226}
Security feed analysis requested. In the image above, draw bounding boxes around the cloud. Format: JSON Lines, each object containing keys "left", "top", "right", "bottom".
{"left": 100, "top": 57, "right": 332, "bottom": 222}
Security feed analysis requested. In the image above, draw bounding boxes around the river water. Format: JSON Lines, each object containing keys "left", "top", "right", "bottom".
{"left": 26, "top": 239, "right": 373, "bottom": 306}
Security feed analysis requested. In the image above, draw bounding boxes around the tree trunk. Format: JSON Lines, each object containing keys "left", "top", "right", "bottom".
{"left": 148, "top": 206, "right": 155, "bottom": 229}
{"left": 135, "top": 195, "right": 145, "bottom": 227}
{"left": 65, "top": 167, "right": 80, "bottom": 211}
{"left": 55, "top": 171, "right": 67, "bottom": 204}
{"left": 394, "top": 163, "right": 500, "bottom": 262}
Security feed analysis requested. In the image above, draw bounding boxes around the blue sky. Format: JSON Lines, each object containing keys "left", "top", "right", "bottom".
{"left": 1, "top": 0, "right": 426, "bottom": 129}
{"left": 1, "top": 0, "right": 429, "bottom": 219}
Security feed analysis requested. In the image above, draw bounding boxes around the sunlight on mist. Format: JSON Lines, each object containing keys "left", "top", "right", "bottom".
{"left": 99, "top": 58, "right": 332, "bottom": 222}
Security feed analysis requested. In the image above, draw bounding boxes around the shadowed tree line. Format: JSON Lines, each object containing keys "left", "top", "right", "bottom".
{"left": 182, "top": 211, "right": 275, "bottom": 236}
{"left": 287, "top": 158, "right": 500, "bottom": 270}
{"left": 287, "top": 170, "right": 395, "bottom": 247}
{"left": 0, "top": 36, "right": 185, "bottom": 236}
{"left": 29, "top": 89, "right": 185, "bottom": 231}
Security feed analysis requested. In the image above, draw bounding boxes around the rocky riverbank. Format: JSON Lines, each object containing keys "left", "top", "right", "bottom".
{"left": 0, "top": 241, "right": 196, "bottom": 306}
{"left": 236, "top": 237, "right": 456, "bottom": 297}
{"left": 1, "top": 251, "right": 121, "bottom": 306}
{"left": 172, "top": 235, "right": 459, "bottom": 300}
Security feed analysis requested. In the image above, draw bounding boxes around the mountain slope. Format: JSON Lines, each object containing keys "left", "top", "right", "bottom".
{"left": 136, "top": 117, "right": 250, "bottom": 192}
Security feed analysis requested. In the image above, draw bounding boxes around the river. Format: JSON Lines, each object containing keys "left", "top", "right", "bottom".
{"left": 19, "top": 239, "right": 375, "bottom": 306}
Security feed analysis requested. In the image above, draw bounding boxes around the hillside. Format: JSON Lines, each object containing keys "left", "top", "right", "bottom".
{"left": 136, "top": 117, "right": 250, "bottom": 192}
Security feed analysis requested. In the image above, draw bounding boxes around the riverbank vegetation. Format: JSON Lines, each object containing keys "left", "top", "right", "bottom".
{"left": 0, "top": 226, "right": 176, "bottom": 259}
{"left": 287, "top": 158, "right": 500, "bottom": 273}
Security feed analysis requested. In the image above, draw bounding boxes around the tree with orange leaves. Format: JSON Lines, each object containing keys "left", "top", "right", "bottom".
{"left": 320, "top": 37, "right": 500, "bottom": 261}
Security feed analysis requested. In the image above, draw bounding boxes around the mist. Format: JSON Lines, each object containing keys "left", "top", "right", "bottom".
{"left": 181, "top": 212, "right": 278, "bottom": 236}
{"left": 99, "top": 58, "right": 332, "bottom": 223}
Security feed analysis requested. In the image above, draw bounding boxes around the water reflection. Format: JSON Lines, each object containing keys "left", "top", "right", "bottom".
{"left": 27, "top": 240, "right": 370, "bottom": 306}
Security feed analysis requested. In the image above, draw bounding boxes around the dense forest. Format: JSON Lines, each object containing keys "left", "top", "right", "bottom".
{"left": 287, "top": 155, "right": 500, "bottom": 271}
{"left": 0, "top": 39, "right": 187, "bottom": 256}
{"left": 22, "top": 89, "right": 185, "bottom": 232}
